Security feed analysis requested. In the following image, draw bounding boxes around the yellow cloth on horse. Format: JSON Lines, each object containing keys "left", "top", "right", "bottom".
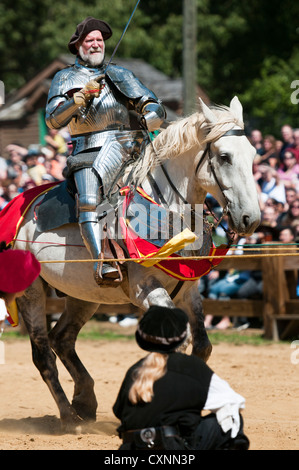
{"left": 7, "top": 301, "right": 19, "bottom": 327}
{"left": 140, "top": 228, "right": 197, "bottom": 267}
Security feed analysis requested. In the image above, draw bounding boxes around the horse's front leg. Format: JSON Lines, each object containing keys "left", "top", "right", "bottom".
{"left": 177, "top": 285, "right": 212, "bottom": 362}
{"left": 17, "top": 279, "right": 81, "bottom": 432}
{"left": 48, "top": 297, "right": 99, "bottom": 422}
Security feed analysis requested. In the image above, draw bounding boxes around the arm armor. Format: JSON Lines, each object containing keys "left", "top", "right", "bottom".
{"left": 141, "top": 101, "right": 166, "bottom": 132}
{"left": 45, "top": 97, "right": 81, "bottom": 130}
{"left": 135, "top": 96, "right": 166, "bottom": 132}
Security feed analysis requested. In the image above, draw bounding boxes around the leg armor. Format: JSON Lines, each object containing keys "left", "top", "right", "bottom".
{"left": 73, "top": 168, "right": 120, "bottom": 285}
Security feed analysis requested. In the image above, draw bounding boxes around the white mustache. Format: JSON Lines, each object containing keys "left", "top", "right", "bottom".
{"left": 89, "top": 48, "right": 102, "bottom": 53}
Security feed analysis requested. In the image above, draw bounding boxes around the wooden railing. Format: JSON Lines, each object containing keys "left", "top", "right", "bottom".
{"left": 43, "top": 251, "right": 299, "bottom": 341}
{"left": 202, "top": 253, "right": 299, "bottom": 340}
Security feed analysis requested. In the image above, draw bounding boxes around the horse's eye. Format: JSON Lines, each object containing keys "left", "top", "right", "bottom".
{"left": 220, "top": 153, "right": 231, "bottom": 164}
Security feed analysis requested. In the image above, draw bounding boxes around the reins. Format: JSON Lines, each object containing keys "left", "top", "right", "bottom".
{"left": 145, "top": 128, "right": 246, "bottom": 245}
{"left": 194, "top": 128, "right": 246, "bottom": 242}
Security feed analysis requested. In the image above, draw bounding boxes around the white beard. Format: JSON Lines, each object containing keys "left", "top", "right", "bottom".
{"left": 78, "top": 45, "right": 105, "bottom": 67}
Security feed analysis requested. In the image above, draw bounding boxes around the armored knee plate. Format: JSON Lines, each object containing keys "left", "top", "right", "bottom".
{"left": 73, "top": 168, "right": 102, "bottom": 223}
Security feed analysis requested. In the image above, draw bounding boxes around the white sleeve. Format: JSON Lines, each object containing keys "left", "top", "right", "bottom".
{"left": 0, "top": 299, "right": 8, "bottom": 322}
{"left": 203, "top": 373, "right": 246, "bottom": 438}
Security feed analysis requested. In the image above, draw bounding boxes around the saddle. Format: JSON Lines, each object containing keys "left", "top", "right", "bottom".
{"left": 36, "top": 180, "right": 127, "bottom": 282}
{"left": 35, "top": 181, "right": 229, "bottom": 284}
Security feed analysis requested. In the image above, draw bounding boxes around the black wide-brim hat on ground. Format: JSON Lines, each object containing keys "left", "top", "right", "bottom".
{"left": 68, "top": 16, "right": 113, "bottom": 54}
{"left": 135, "top": 306, "right": 189, "bottom": 354}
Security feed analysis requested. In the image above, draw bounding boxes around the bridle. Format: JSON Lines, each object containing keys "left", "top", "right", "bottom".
{"left": 194, "top": 128, "right": 246, "bottom": 230}
{"left": 139, "top": 126, "right": 246, "bottom": 298}
{"left": 146, "top": 127, "right": 245, "bottom": 240}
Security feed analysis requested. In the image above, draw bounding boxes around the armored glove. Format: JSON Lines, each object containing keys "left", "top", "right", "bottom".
{"left": 74, "top": 75, "right": 105, "bottom": 107}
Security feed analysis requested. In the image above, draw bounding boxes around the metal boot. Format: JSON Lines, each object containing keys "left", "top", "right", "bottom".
{"left": 73, "top": 168, "right": 120, "bottom": 286}
{"left": 79, "top": 218, "right": 121, "bottom": 285}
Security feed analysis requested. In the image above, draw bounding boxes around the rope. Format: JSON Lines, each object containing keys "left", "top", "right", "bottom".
{"left": 14, "top": 238, "right": 299, "bottom": 251}
{"left": 14, "top": 238, "right": 299, "bottom": 264}
{"left": 38, "top": 251, "right": 299, "bottom": 264}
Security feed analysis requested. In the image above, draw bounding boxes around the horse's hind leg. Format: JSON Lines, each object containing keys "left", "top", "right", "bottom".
{"left": 17, "top": 278, "right": 81, "bottom": 431}
{"left": 49, "top": 296, "right": 99, "bottom": 422}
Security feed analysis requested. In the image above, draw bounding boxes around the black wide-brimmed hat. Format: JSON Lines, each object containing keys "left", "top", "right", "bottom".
{"left": 68, "top": 16, "right": 113, "bottom": 54}
{"left": 135, "top": 306, "right": 189, "bottom": 353}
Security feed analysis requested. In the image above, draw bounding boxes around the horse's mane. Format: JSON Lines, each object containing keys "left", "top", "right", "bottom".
{"left": 128, "top": 103, "right": 244, "bottom": 184}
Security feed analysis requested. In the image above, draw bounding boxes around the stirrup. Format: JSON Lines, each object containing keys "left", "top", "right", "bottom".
{"left": 94, "top": 257, "right": 123, "bottom": 286}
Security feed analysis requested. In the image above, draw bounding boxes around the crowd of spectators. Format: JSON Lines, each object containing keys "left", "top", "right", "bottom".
{"left": 0, "top": 122, "right": 298, "bottom": 330}
{"left": 0, "top": 128, "right": 70, "bottom": 211}
{"left": 201, "top": 124, "right": 299, "bottom": 330}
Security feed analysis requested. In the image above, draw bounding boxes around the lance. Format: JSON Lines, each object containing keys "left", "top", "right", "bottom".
{"left": 104, "top": 0, "right": 141, "bottom": 73}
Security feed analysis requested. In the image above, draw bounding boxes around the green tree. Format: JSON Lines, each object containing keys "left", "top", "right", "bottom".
{"left": 0, "top": 0, "right": 298, "bottom": 134}
{"left": 240, "top": 50, "right": 299, "bottom": 135}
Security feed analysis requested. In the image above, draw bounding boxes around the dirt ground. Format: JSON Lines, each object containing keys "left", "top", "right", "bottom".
{"left": 0, "top": 322, "right": 298, "bottom": 451}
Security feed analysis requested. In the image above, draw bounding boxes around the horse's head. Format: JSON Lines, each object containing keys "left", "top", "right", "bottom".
{"left": 197, "top": 97, "right": 261, "bottom": 236}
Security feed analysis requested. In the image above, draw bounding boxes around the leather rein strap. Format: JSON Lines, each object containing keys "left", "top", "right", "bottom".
{"left": 195, "top": 128, "right": 245, "bottom": 175}
{"left": 194, "top": 128, "right": 245, "bottom": 231}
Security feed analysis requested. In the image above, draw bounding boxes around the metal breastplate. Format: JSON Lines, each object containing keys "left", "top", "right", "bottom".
{"left": 46, "top": 62, "right": 131, "bottom": 152}
{"left": 69, "top": 81, "right": 130, "bottom": 139}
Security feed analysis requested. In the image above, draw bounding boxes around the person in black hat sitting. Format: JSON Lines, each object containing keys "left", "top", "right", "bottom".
{"left": 113, "top": 306, "right": 250, "bottom": 450}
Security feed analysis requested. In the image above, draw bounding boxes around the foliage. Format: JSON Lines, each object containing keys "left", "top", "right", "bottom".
{"left": 0, "top": 0, "right": 298, "bottom": 133}
{"left": 239, "top": 50, "right": 299, "bottom": 135}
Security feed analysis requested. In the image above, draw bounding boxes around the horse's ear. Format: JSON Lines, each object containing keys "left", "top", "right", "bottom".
{"left": 230, "top": 96, "right": 243, "bottom": 123}
{"left": 199, "top": 98, "right": 216, "bottom": 124}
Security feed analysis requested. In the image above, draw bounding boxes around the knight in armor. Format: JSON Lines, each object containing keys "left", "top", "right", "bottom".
{"left": 45, "top": 17, "right": 166, "bottom": 285}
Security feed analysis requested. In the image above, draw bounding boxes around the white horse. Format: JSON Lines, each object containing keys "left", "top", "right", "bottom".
{"left": 13, "top": 97, "right": 260, "bottom": 431}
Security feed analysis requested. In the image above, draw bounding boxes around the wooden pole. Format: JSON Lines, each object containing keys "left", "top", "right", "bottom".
{"left": 183, "top": 0, "right": 198, "bottom": 115}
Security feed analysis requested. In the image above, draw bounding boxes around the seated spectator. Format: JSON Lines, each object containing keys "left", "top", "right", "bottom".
{"left": 277, "top": 148, "right": 299, "bottom": 190}
{"left": 279, "top": 124, "right": 294, "bottom": 161}
{"left": 2, "top": 182, "right": 19, "bottom": 202}
{"left": 278, "top": 226, "right": 296, "bottom": 244}
{"left": 278, "top": 197, "right": 299, "bottom": 231}
{"left": 257, "top": 165, "right": 286, "bottom": 206}
{"left": 257, "top": 204, "right": 280, "bottom": 241}
{"left": 23, "top": 149, "right": 47, "bottom": 185}
{"left": 257, "top": 135, "right": 279, "bottom": 168}
{"left": 250, "top": 129, "right": 264, "bottom": 155}
{"left": 291, "top": 129, "right": 299, "bottom": 163}
{"left": 5, "top": 143, "right": 27, "bottom": 163}
{"left": 5, "top": 143, "right": 28, "bottom": 176}
{"left": 275, "top": 140, "right": 283, "bottom": 158}
{"left": 43, "top": 153, "right": 65, "bottom": 181}
{"left": 6, "top": 162, "right": 30, "bottom": 189}
{"left": 264, "top": 197, "right": 284, "bottom": 212}
{"left": 44, "top": 128, "right": 68, "bottom": 157}
{"left": 284, "top": 187, "right": 297, "bottom": 210}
